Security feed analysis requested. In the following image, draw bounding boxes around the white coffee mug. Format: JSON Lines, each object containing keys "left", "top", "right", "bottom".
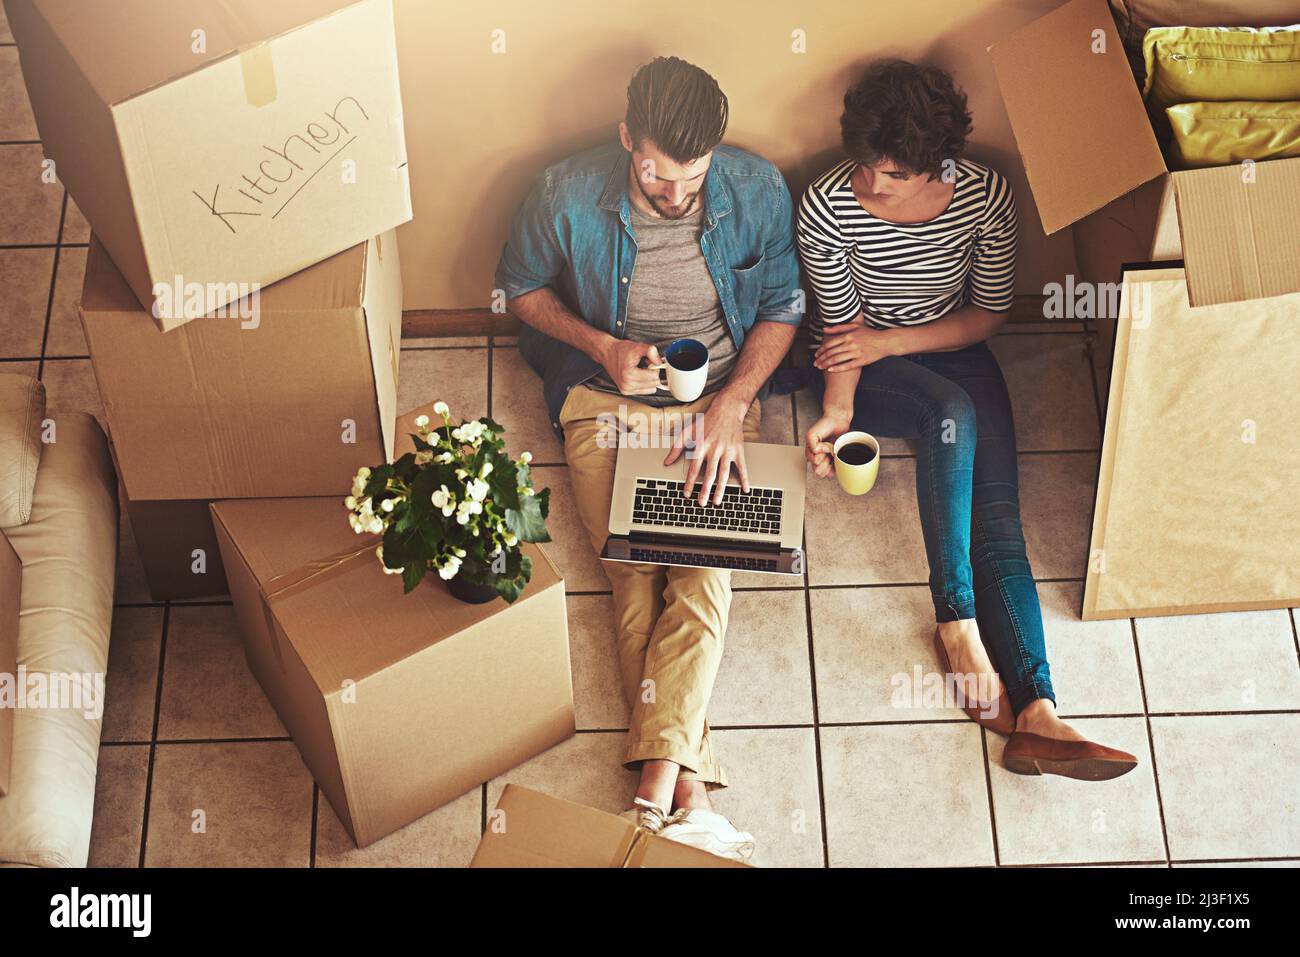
{"left": 657, "top": 337, "right": 709, "bottom": 402}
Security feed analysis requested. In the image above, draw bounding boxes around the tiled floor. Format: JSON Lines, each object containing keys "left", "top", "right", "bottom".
{"left": 4, "top": 34, "right": 1299, "bottom": 867}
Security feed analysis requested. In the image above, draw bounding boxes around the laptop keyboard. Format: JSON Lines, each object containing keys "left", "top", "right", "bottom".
{"left": 632, "top": 478, "right": 783, "bottom": 537}
{"left": 628, "top": 547, "right": 779, "bottom": 572}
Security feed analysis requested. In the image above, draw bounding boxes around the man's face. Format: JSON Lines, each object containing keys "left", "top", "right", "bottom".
{"left": 620, "top": 124, "right": 712, "bottom": 219}
{"left": 857, "top": 158, "right": 934, "bottom": 205}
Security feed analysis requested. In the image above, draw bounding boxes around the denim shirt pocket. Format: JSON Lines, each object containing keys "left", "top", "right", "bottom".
{"left": 730, "top": 254, "right": 767, "bottom": 313}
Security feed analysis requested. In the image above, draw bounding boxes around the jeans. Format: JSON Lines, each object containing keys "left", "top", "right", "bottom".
{"left": 813, "top": 340, "right": 1055, "bottom": 712}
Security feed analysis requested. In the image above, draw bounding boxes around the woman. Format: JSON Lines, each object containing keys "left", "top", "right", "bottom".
{"left": 798, "top": 59, "right": 1136, "bottom": 780}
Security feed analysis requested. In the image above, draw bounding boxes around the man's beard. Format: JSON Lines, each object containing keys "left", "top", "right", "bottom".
{"left": 637, "top": 177, "right": 701, "bottom": 220}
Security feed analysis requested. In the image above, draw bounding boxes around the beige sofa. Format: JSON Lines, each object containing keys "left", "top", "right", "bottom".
{"left": 0, "top": 373, "right": 117, "bottom": 867}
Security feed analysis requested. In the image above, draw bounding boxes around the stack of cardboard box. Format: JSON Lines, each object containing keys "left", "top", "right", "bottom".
{"left": 7, "top": 0, "right": 578, "bottom": 849}
{"left": 6, "top": 0, "right": 412, "bottom": 599}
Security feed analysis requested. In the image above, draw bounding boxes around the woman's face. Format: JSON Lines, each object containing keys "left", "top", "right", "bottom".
{"left": 857, "top": 159, "right": 935, "bottom": 205}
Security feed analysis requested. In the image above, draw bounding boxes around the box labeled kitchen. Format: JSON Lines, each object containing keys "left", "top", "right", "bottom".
{"left": 4, "top": 0, "right": 412, "bottom": 328}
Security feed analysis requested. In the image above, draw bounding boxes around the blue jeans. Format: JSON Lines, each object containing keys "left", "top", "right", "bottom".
{"left": 813, "top": 340, "right": 1055, "bottom": 712}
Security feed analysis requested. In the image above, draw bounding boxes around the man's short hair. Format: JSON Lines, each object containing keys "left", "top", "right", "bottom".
{"left": 626, "top": 56, "right": 729, "bottom": 164}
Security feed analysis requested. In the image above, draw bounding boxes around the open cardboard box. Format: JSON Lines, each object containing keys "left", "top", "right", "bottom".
{"left": 989, "top": 0, "right": 1300, "bottom": 305}
{"left": 4, "top": 0, "right": 412, "bottom": 327}
{"left": 471, "top": 784, "right": 752, "bottom": 868}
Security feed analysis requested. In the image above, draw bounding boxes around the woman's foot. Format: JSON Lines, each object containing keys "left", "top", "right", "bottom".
{"left": 1005, "top": 699, "right": 1138, "bottom": 781}
{"left": 1014, "top": 698, "right": 1087, "bottom": 741}
{"left": 934, "top": 619, "right": 1014, "bottom": 734}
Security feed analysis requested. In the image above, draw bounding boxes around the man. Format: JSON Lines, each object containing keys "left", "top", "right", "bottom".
{"left": 496, "top": 56, "right": 800, "bottom": 862}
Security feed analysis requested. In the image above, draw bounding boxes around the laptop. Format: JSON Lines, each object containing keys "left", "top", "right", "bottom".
{"left": 601, "top": 442, "right": 807, "bottom": 575}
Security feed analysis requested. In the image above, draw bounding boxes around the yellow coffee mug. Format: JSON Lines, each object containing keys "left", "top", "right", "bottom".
{"left": 833, "top": 431, "right": 880, "bottom": 496}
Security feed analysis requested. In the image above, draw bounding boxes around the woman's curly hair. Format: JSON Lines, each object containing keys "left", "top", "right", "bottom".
{"left": 840, "top": 59, "right": 972, "bottom": 179}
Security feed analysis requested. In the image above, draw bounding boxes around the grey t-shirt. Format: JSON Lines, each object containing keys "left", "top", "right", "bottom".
{"left": 588, "top": 201, "right": 738, "bottom": 405}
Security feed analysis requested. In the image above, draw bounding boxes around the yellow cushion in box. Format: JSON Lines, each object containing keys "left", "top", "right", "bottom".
{"left": 1142, "top": 25, "right": 1300, "bottom": 110}
{"left": 1166, "top": 100, "right": 1300, "bottom": 168}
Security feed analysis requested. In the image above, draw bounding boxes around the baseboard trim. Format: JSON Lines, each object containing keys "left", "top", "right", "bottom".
{"left": 400, "top": 296, "right": 1051, "bottom": 340}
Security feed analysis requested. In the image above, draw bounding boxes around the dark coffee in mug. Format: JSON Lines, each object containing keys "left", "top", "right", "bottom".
{"left": 836, "top": 442, "right": 876, "bottom": 466}
{"left": 667, "top": 344, "right": 708, "bottom": 372}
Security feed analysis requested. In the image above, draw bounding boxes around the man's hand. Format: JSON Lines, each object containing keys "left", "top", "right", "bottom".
{"left": 599, "top": 339, "right": 667, "bottom": 395}
{"left": 805, "top": 409, "right": 853, "bottom": 478}
{"left": 664, "top": 397, "right": 749, "bottom": 506}
{"left": 813, "top": 321, "right": 896, "bottom": 373}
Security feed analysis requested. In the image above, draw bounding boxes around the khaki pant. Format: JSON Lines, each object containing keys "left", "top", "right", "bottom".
{"left": 559, "top": 384, "right": 762, "bottom": 788}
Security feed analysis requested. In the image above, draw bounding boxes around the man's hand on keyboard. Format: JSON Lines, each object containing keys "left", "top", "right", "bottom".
{"left": 664, "top": 397, "right": 750, "bottom": 506}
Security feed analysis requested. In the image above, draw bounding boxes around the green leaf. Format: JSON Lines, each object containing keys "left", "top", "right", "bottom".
{"left": 505, "top": 492, "right": 550, "bottom": 543}
{"left": 487, "top": 455, "right": 521, "bottom": 511}
{"left": 401, "top": 561, "right": 427, "bottom": 594}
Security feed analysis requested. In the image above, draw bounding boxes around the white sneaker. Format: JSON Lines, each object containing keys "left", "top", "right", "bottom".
{"left": 618, "top": 796, "right": 669, "bottom": 835}
{"left": 659, "top": 807, "right": 757, "bottom": 863}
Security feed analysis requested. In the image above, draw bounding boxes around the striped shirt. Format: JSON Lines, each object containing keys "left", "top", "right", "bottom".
{"left": 796, "top": 157, "right": 1017, "bottom": 342}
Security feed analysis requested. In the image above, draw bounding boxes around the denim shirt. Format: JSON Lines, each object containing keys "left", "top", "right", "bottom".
{"left": 494, "top": 142, "right": 803, "bottom": 436}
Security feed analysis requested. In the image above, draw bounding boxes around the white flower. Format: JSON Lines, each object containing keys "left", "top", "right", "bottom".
{"left": 519, "top": 451, "right": 533, "bottom": 464}
{"left": 344, "top": 495, "right": 357, "bottom": 509}
{"left": 453, "top": 547, "right": 467, "bottom": 558}
{"left": 454, "top": 467, "right": 468, "bottom": 481}
{"left": 455, "top": 499, "right": 482, "bottom": 525}
{"left": 437, "top": 553, "right": 462, "bottom": 580}
{"left": 348, "top": 513, "right": 362, "bottom": 532}
{"left": 359, "top": 498, "right": 374, "bottom": 517}
{"left": 504, "top": 532, "right": 518, "bottom": 547}
{"left": 480, "top": 461, "right": 493, "bottom": 478}
{"left": 466, "top": 478, "right": 490, "bottom": 502}
{"left": 431, "top": 485, "right": 454, "bottom": 516}
{"left": 435, "top": 452, "right": 454, "bottom": 464}
{"left": 367, "top": 517, "right": 385, "bottom": 534}
{"left": 520, "top": 486, "right": 535, "bottom": 497}
{"left": 414, "top": 414, "right": 430, "bottom": 429}
{"left": 381, "top": 498, "right": 395, "bottom": 512}
{"left": 433, "top": 401, "right": 449, "bottom": 417}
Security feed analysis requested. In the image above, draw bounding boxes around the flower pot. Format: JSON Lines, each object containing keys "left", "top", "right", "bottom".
{"left": 446, "top": 576, "right": 499, "bottom": 604}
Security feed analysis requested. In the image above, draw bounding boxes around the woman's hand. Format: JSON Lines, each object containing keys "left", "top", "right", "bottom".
{"left": 805, "top": 410, "right": 853, "bottom": 478}
{"left": 813, "top": 321, "right": 896, "bottom": 373}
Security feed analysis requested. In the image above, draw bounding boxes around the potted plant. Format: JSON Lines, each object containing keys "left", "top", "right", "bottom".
{"left": 345, "top": 402, "right": 551, "bottom": 604}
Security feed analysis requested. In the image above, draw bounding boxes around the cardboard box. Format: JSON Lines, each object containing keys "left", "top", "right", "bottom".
{"left": 1083, "top": 265, "right": 1300, "bottom": 619}
{"left": 125, "top": 497, "right": 229, "bottom": 602}
{"left": 0, "top": 532, "right": 19, "bottom": 797}
{"left": 471, "top": 784, "right": 752, "bottom": 868}
{"left": 1070, "top": 176, "right": 1182, "bottom": 287}
{"left": 4, "top": 0, "right": 411, "bottom": 327}
{"left": 209, "top": 497, "right": 575, "bottom": 847}
{"left": 989, "top": 0, "right": 1300, "bottom": 306}
{"left": 80, "top": 230, "right": 402, "bottom": 501}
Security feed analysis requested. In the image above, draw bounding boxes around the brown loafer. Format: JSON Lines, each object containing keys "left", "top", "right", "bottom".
{"left": 933, "top": 629, "right": 1015, "bottom": 736}
{"left": 1003, "top": 731, "right": 1139, "bottom": 781}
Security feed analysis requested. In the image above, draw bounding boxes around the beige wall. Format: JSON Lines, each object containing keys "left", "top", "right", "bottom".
{"left": 395, "top": 0, "right": 1078, "bottom": 309}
